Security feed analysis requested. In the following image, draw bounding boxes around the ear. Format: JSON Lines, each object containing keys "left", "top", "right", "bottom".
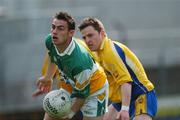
{"left": 69, "top": 30, "right": 75, "bottom": 37}
{"left": 100, "top": 29, "right": 106, "bottom": 38}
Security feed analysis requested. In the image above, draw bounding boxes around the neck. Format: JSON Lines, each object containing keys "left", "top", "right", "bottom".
{"left": 98, "top": 36, "right": 106, "bottom": 51}
{"left": 56, "top": 38, "right": 72, "bottom": 53}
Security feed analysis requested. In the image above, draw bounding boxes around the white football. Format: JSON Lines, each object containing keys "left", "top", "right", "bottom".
{"left": 43, "top": 88, "right": 72, "bottom": 118}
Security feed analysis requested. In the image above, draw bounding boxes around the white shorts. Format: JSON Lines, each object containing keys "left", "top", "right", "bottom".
{"left": 80, "top": 81, "right": 109, "bottom": 117}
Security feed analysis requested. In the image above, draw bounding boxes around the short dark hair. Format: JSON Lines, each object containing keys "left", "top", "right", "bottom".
{"left": 54, "top": 11, "right": 75, "bottom": 30}
{"left": 78, "top": 17, "right": 101, "bottom": 33}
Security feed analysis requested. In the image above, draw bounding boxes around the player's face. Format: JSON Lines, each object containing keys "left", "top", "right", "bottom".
{"left": 51, "top": 18, "right": 74, "bottom": 46}
{"left": 80, "top": 26, "right": 103, "bottom": 51}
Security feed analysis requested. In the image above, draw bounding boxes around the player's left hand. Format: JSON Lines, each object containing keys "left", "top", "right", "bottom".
{"left": 116, "top": 110, "right": 129, "bottom": 120}
{"left": 32, "top": 89, "right": 46, "bottom": 97}
{"left": 60, "top": 115, "right": 70, "bottom": 120}
{"left": 60, "top": 117, "right": 70, "bottom": 120}
{"left": 60, "top": 110, "right": 75, "bottom": 120}
{"left": 32, "top": 76, "right": 53, "bottom": 97}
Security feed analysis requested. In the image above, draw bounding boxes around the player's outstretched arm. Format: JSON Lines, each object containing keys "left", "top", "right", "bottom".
{"left": 32, "top": 56, "right": 57, "bottom": 97}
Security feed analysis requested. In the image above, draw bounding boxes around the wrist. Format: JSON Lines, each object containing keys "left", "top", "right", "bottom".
{"left": 67, "top": 110, "right": 75, "bottom": 119}
{"left": 121, "top": 105, "right": 129, "bottom": 111}
{"left": 44, "top": 75, "right": 52, "bottom": 80}
{"left": 42, "top": 76, "right": 52, "bottom": 81}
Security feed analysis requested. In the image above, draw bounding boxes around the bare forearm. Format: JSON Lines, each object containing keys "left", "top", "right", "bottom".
{"left": 115, "top": 83, "right": 132, "bottom": 120}
{"left": 71, "top": 98, "right": 86, "bottom": 113}
{"left": 121, "top": 83, "right": 132, "bottom": 107}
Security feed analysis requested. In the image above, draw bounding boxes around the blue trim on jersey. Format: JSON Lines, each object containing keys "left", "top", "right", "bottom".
{"left": 112, "top": 102, "right": 121, "bottom": 111}
{"left": 147, "top": 90, "right": 157, "bottom": 117}
{"left": 113, "top": 43, "right": 148, "bottom": 100}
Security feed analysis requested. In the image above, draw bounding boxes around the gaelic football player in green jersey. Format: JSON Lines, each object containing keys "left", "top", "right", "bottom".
{"left": 33, "top": 12, "right": 108, "bottom": 120}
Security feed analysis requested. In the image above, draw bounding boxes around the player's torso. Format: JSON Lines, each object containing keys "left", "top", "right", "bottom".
{"left": 97, "top": 38, "right": 154, "bottom": 102}
{"left": 97, "top": 39, "right": 123, "bottom": 102}
{"left": 48, "top": 39, "right": 92, "bottom": 80}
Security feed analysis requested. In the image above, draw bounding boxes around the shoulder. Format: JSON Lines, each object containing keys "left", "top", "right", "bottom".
{"left": 45, "top": 34, "right": 53, "bottom": 50}
{"left": 70, "top": 40, "right": 94, "bottom": 72}
{"left": 112, "top": 41, "right": 123, "bottom": 48}
{"left": 73, "top": 39, "right": 89, "bottom": 56}
{"left": 113, "top": 41, "right": 131, "bottom": 52}
{"left": 112, "top": 41, "right": 129, "bottom": 55}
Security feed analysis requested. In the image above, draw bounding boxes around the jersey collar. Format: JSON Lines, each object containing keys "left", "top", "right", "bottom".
{"left": 55, "top": 38, "right": 75, "bottom": 56}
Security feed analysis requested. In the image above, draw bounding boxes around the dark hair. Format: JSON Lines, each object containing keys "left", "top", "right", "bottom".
{"left": 54, "top": 11, "right": 75, "bottom": 30}
{"left": 78, "top": 17, "right": 101, "bottom": 33}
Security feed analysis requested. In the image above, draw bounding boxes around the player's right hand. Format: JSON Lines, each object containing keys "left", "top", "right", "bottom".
{"left": 32, "top": 76, "right": 53, "bottom": 97}
{"left": 116, "top": 110, "right": 129, "bottom": 120}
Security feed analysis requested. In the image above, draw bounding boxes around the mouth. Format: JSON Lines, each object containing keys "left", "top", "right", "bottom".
{"left": 52, "top": 36, "right": 58, "bottom": 40}
{"left": 52, "top": 36, "right": 58, "bottom": 43}
{"left": 87, "top": 44, "right": 94, "bottom": 49}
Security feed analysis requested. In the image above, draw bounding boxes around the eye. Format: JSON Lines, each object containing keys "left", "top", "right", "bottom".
{"left": 57, "top": 26, "right": 65, "bottom": 31}
{"left": 82, "top": 36, "right": 86, "bottom": 40}
{"left": 51, "top": 24, "right": 55, "bottom": 30}
{"left": 87, "top": 33, "right": 93, "bottom": 38}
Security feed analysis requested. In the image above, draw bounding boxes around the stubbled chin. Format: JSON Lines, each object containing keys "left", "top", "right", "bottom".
{"left": 89, "top": 46, "right": 96, "bottom": 51}
{"left": 52, "top": 38, "right": 58, "bottom": 42}
{"left": 52, "top": 39, "right": 59, "bottom": 45}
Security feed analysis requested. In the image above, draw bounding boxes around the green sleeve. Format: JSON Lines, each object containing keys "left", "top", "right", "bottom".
{"left": 45, "top": 34, "right": 55, "bottom": 63}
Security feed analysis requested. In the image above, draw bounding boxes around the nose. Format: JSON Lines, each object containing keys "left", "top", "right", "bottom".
{"left": 51, "top": 28, "right": 57, "bottom": 34}
{"left": 85, "top": 37, "right": 91, "bottom": 44}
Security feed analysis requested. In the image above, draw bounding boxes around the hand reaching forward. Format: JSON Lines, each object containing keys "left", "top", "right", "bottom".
{"left": 32, "top": 76, "right": 53, "bottom": 97}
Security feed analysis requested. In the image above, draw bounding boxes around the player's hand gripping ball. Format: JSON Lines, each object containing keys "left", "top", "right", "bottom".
{"left": 43, "top": 88, "right": 72, "bottom": 118}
